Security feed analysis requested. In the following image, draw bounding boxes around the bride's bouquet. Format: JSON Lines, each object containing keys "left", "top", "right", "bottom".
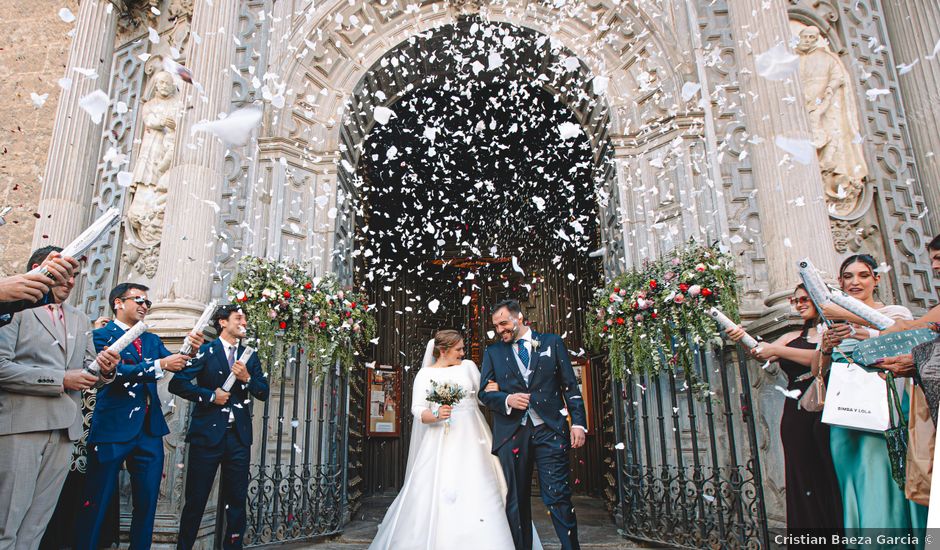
{"left": 427, "top": 381, "right": 466, "bottom": 433}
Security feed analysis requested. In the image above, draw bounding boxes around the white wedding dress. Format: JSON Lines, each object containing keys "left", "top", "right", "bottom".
{"left": 369, "top": 354, "right": 541, "bottom": 550}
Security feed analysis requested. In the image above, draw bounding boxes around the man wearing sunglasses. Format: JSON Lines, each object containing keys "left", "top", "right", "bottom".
{"left": 75, "top": 282, "right": 205, "bottom": 550}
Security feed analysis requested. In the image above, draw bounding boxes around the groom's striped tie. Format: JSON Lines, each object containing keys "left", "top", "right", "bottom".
{"left": 517, "top": 339, "right": 530, "bottom": 426}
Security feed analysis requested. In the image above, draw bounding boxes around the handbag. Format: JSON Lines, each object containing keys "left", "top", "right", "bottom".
{"left": 822, "top": 361, "right": 891, "bottom": 432}
{"left": 913, "top": 337, "right": 940, "bottom": 426}
{"left": 798, "top": 372, "right": 826, "bottom": 412}
{"left": 852, "top": 329, "right": 937, "bottom": 367}
{"left": 884, "top": 372, "right": 908, "bottom": 491}
{"left": 904, "top": 382, "right": 935, "bottom": 506}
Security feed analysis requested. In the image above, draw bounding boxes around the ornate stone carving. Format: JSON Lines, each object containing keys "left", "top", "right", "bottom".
{"left": 123, "top": 71, "right": 183, "bottom": 279}
{"left": 830, "top": 218, "right": 879, "bottom": 253}
{"left": 115, "top": 0, "right": 160, "bottom": 33}
{"left": 795, "top": 25, "right": 869, "bottom": 216}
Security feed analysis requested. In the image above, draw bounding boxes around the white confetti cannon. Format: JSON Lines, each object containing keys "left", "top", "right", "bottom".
{"left": 222, "top": 346, "right": 255, "bottom": 391}
{"left": 0, "top": 206, "right": 11, "bottom": 227}
{"left": 179, "top": 300, "right": 217, "bottom": 355}
{"left": 31, "top": 208, "right": 121, "bottom": 278}
{"left": 708, "top": 307, "right": 760, "bottom": 350}
{"left": 797, "top": 258, "right": 833, "bottom": 315}
{"left": 85, "top": 321, "right": 149, "bottom": 375}
{"left": 829, "top": 289, "right": 896, "bottom": 331}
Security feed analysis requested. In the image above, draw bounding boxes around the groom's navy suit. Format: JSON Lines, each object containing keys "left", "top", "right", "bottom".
{"left": 480, "top": 330, "right": 585, "bottom": 550}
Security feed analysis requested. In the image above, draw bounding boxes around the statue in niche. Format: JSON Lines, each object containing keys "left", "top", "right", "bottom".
{"left": 124, "top": 70, "right": 182, "bottom": 278}
{"left": 796, "top": 25, "right": 869, "bottom": 216}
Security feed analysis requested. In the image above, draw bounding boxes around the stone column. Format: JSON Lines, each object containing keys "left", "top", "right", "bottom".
{"left": 149, "top": 1, "right": 241, "bottom": 328}
{"left": 726, "top": 0, "right": 838, "bottom": 309}
{"left": 145, "top": 4, "right": 241, "bottom": 549}
{"left": 32, "top": 0, "right": 117, "bottom": 248}
{"left": 883, "top": 2, "right": 940, "bottom": 232}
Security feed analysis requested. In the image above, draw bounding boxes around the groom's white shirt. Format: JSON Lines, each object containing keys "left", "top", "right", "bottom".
{"left": 504, "top": 327, "right": 586, "bottom": 433}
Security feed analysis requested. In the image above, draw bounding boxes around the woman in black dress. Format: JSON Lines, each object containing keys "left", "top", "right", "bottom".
{"left": 727, "top": 284, "right": 843, "bottom": 542}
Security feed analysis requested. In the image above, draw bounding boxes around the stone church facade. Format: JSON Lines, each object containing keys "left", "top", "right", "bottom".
{"left": 4, "top": 0, "right": 940, "bottom": 546}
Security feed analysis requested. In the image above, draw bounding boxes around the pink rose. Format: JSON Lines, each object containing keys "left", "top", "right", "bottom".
{"left": 674, "top": 294, "right": 685, "bottom": 304}
{"left": 688, "top": 285, "right": 702, "bottom": 297}
{"left": 695, "top": 263, "right": 706, "bottom": 272}
{"left": 267, "top": 309, "right": 278, "bottom": 320}
{"left": 634, "top": 314, "right": 644, "bottom": 322}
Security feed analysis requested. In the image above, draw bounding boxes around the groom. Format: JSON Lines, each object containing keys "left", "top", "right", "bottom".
{"left": 479, "top": 299, "right": 586, "bottom": 550}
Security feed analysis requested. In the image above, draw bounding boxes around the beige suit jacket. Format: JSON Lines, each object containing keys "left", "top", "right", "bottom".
{"left": 0, "top": 304, "right": 102, "bottom": 440}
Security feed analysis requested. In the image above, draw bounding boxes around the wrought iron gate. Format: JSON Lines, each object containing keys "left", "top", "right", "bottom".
{"left": 610, "top": 342, "right": 771, "bottom": 549}
{"left": 242, "top": 342, "right": 350, "bottom": 547}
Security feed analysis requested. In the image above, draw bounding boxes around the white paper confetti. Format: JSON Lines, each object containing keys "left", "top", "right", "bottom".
{"left": 79, "top": 90, "right": 110, "bottom": 124}
{"left": 774, "top": 136, "right": 815, "bottom": 165}
{"left": 191, "top": 107, "right": 262, "bottom": 146}
{"left": 755, "top": 43, "right": 800, "bottom": 81}
{"left": 58, "top": 7, "right": 75, "bottom": 23}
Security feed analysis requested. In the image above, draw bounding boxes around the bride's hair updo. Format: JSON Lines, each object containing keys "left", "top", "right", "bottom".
{"left": 433, "top": 330, "right": 463, "bottom": 359}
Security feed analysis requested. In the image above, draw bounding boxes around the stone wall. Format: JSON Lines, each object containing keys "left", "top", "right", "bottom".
{"left": 0, "top": 0, "right": 78, "bottom": 275}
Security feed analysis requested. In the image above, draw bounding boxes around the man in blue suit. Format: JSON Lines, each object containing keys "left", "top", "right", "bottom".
{"left": 75, "top": 283, "right": 204, "bottom": 550}
{"left": 169, "top": 305, "right": 269, "bottom": 550}
{"left": 479, "top": 299, "right": 586, "bottom": 550}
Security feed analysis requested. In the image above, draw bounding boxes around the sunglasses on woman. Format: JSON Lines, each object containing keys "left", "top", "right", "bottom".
{"left": 788, "top": 296, "right": 811, "bottom": 306}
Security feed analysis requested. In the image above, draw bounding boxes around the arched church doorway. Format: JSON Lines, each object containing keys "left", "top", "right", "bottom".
{"left": 333, "top": 18, "right": 622, "bottom": 518}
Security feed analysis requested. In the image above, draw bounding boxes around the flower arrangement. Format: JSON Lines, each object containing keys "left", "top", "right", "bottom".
{"left": 426, "top": 381, "right": 467, "bottom": 432}
{"left": 228, "top": 256, "right": 375, "bottom": 380}
{"left": 586, "top": 242, "right": 740, "bottom": 394}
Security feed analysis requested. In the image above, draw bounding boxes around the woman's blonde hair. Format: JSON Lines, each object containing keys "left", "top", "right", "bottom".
{"left": 433, "top": 329, "right": 463, "bottom": 359}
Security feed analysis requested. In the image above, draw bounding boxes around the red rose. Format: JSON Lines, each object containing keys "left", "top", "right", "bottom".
{"left": 319, "top": 321, "right": 327, "bottom": 329}
{"left": 351, "top": 302, "right": 357, "bottom": 308}
{"left": 649, "top": 280, "right": 657, "bottom": 289}
{"left": 613, "top": 287, "right": 620, "bottom": 293}
{"left": 701, "top": 288, "right": 713, "bottom": 297}
{"left": 602, "top": 326, "right": 609, "bottom": 332}
{"left": 304, "top": 282, "right": 312, "bottom": 290}
{"left": 283, "top": 291, "right": 291, "bottom": 299}
{"left": 679, "top": 283, "right": 689, "bottom": 293}
{"left": 346, "top": 311, "right": 352, "bottom": 318}
{"left": 651, "top": 312, "right": 658, "bottom": 319}
{"left": 616, "top": 317, "right": 625, "bottom": 325}
{"left": 279, "top": 321, "right": 287, "bottom": 329}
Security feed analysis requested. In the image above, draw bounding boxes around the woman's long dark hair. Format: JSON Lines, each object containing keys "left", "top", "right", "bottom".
{"left": 794, "top": 283, "right": 820, "bottom": 331}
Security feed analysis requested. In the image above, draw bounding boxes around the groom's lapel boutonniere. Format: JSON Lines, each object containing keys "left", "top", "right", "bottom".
{"left": 531, "top": 338, "right": 541, "bottom": 353}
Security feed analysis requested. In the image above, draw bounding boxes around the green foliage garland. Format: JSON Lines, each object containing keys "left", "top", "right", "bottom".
{"left": 228, "top": 256, "right": 375, "bottom": 380}
{"left": 586, "top": 242, "right": 740, "bottom": 394}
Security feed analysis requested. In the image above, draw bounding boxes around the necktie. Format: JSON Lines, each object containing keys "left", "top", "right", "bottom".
{"left": 516, "top": 338, "right": 531, "bottom": 426}
{"left": 47, "top": 305, "right": 66, "bottom": 350}
{"left": 227, "top": 345, "right": 236, "bottom": 368}
{"left": 516, "top": 339, "right": 530, "bottom": 371}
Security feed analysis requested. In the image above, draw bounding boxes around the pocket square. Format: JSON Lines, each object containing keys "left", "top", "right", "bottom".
{"left": 540, "top": 347, "right": 552, "bottom": 358}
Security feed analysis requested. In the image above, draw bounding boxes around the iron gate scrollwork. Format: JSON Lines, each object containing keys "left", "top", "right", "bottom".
{"left": 611, "top": 341, "right": 771, "bottom": 549}
{"left": 243, "top": 341, "right": 350, "bottom": 547}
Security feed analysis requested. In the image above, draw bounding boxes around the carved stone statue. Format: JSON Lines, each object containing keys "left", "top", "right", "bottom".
{"left": 124, "top": 71, "right": 182, "bottom": 278}
{"left": 796, "top": 25, "right": 869, "bottom": 216}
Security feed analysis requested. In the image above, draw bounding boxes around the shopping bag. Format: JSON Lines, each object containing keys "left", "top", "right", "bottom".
{"left": 821, "top": 361, "right": 891, "bottom": 432}
{"left": 905, "top": 382, "right": 935, "bottom": 506}
{"left": 884, "top": 372, "right": 908, "bottom": 491}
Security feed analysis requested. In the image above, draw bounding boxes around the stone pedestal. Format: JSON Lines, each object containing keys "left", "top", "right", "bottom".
{"left": 32, "top": 0, "right": 117, "bottom": 249}
{"left": 883, "top": 2, "right": 940, "bottom": 233}
{"left": 726, "top": 0, "right": 838, "bottom": 315}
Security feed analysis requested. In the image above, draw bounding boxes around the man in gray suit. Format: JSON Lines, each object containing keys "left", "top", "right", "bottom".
{"left": 0, "top": 246, "right": 121, "bottom": 550}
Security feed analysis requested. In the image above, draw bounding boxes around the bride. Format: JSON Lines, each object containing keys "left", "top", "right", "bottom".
{"left": 369, "top": 330, "right": 540, "bottom": 550}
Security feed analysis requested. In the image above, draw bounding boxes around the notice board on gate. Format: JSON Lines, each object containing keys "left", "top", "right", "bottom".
{"left": 367, "top": 365, "right": 401, "bottom": 437}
